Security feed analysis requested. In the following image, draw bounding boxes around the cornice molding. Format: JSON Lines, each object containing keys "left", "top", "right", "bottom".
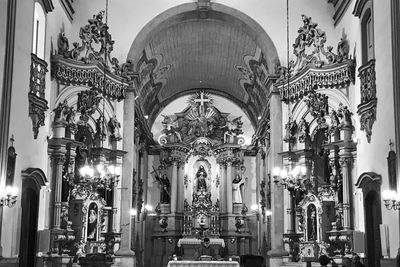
{"left": 353, "top": 0, "right": 370, "bottom": 18}
{"left": 276, "top": 61, "right": 355, "bottom": 103}
{"left": 52, "top": 56, "right": 128, "bottom": 101}
{"left": 41, "top": 0, "right": 54, "bottom": 13}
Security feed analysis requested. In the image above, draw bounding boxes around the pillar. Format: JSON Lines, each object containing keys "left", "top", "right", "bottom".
{"left": 51, "top": 154, "right": 66, "bottom": 230}
{"left": 340, "top": 157, "right": 352, "bottom": 230}
{"left": 267, "top": 88, "right": 288, "bottom": 261}
{"left": 0, "top": 0, "right": 17, "bottom": 256}
{"left": 171, "top": 162, "right": 178, "bottom": 213}
{"left": 115, "top": 86, "right": 135, "bottom": 264}
{"left": 219, "top": 163, "right": 226, "bottom": 213}
{"left": 226, "top": 162, "right": 233, "bottom": 214}
{"left": 286, "top": 191, "right": 295, "bottom": 233}
{"left": 177, "top": 162, "right": 185, "bottom": 213}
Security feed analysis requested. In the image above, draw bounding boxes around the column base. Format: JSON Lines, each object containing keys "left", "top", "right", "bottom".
{"left": 43, "top": 255, "right": 74, "bottom": 267}
{"left": 267, "top": 247, "right": 289, "bottom": 266}
{"left": 79, "top": 253, "right": 113, "bottom": 267}
{"left": 112, "top": 254, "right": 136, "bottom": 267}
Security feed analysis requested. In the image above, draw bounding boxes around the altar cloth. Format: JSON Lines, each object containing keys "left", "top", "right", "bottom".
{"left": 167, "top": 261, "right": 239, "bottom": 267}
{"left": 177, "top": 238, "right": 225, "bottom": 247}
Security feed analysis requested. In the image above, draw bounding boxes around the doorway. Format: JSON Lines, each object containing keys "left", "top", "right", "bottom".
{"left": 364, "top": 190, "right": 381, "bottom": 267}
{"left": 19, "top": 168, "right": 47, "bottom": 267}
{"left": 19, "top": 185, "right": 39, "bottom": 267}
{"left": 355, "top": 172, "right": 382, "bottom": 267}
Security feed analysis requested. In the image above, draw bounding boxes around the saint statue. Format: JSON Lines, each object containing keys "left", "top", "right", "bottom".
{"left": 156, "top": 173, "right": 170, "bottom": 204}
{"left": 307, "top": 204, "right": 317, "bottom": 241}
{"left": 87, "top": 203, "right": 98, "bottom": 241}
{"left": 196, "top": 165, "right": 208, "bottom": 191}
{"left": 232, "top": 174, "right": 246, "bottom": 203}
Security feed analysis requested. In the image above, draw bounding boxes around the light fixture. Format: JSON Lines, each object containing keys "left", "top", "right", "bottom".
{"left": 143, "top": 204, "right": 153, "bottom": 220}
{"left": 79, "top": 162, "right": 121, "bottom": 190}
{"left": 272, "top": 165, "right": 307, "bottom": 190}
{"left": 0, "top": 186, "right": 18, "bottom": 208}
{"left": 130, "top": 208, "right": 137, "bottom": 216}
{"left": 382, "top": 190, "right": 400, "bottom": 210}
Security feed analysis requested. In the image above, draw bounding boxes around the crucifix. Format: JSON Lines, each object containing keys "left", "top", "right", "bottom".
{"left": 194, "top": 91, "right": 210, "bottom": 116}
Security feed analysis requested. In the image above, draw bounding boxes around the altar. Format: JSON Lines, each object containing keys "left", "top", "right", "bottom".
{"left": 177, "top": 238, "right": 225, "bottom": 260}
{"left": 167, "top": 261, "right": 239, "bottom": 267}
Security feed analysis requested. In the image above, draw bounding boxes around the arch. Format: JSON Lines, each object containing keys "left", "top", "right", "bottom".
{"left": 21, "top": 168, "right": 48, "bottom": 192}
{"left": 355, "top": 172, "right": 381, "bottom": 194}
{"left": 126, "top": 3, "right": 280, "bottom": 125}
{"left": 356, "top": 172, "right": 382, "bottom": 267}
{"left": 127, "top": 3, "right": 279, "bottom": 69}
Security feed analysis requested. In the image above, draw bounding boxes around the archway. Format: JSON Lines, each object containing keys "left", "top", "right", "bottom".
{"left": 355, "top": 172, "right": 382, "bottom": 267}
{"left": 126, "top": 2, "right": 280, "bottom": 127}
{"left": 19, "top": 168, "right": 47, "bottom": 267}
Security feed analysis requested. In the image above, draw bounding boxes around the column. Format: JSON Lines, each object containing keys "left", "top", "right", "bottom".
{"left": 219, "top": 163, "right": 226, "bottom": 213}
{"left": 226, "top": 162, "right": 233, "bottom": 214}
{"left": 115, "top": 87, "right": 135, "bottom": 263}
{"left": 171, "top": 162, "right": 178, "bottom": 213}
{"left": 52, "top": 154, "right": 65, "bottom": 229}
{"left": 177, "top": 162, "right": 185, "bottom": 213}
{"left": 0, "top": 0, "right": 17, "bottom": 256}
{"left": 286, "top": 191, "right": 295, "bottom": 233}
{"left": 256, "top": 150, "right": 262, "bottom": 252}
{"left": 141, "top": 147, "right": 148, "bottom": 266}
{"left": 340, "top": 157, "right": 352, "bottom": 230}
{"left": 268, "top": 88, "right": 288, "bottom": 259}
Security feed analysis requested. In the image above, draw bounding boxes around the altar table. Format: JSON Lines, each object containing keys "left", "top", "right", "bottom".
{"left": 167, "top": 261, "right": 239, "bottom": 267}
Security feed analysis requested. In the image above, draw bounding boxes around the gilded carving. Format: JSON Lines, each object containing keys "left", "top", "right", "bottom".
{"left": 357, "top": 60, "right": 377, "bottom": 143}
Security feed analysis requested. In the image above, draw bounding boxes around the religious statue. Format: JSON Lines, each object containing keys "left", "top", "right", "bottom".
{"left": 307, "top": 204, "right": 317, "bottom": 241}
{"left": 156, "top": 173, "right": 170, "bottom": 204}
{"left": 196, "top": 165, "right": 208, "bottom": 191}
{"left": 87, "top": 203, "right": 98, "bottom": 241}
{"left": 232, "top": 174, "right": 246, "bottom": 203}
{"left": 337, "top": 103, "right": 352, "bottom": 128}
{"left": 283, "top": 116, "right": 297, "bottom": 143}
{"left": 298, "top": 118, "right": 310, "bottom": 143}
{"left": 108, "top": 114, "right": 122, "bottom": 140}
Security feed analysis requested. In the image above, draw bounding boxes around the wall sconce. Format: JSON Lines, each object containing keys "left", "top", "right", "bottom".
{"left": 272, "top": 166, "right": 307, "bottom": 190}
{"left": 0, "top": 186, "right": 18, "bottom": 208}
{"left": 143, "top": 204, "right": 153, "bottom": 220}
{"left": 382, "top": 190, "right": 400, "bottom": 210}
{"left": 130, "top": 208, "right": 137, "bottom": 217}
{"left": 251, "top": 204, "right": 260, "bottom": 220}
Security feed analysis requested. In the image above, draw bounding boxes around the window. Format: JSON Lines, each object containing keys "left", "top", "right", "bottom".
{"left": 32, "top": 2, "right": 46, "bottom": 59}
{"left": 361, "top": 8, "right": 374, "bottom": 63}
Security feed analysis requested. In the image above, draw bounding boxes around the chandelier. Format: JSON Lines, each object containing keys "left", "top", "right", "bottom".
{"left": 0, "top": 186, "right": 18, "bottom": 208}
{"left": 382, "top": 190, "right": 400, "bottom": 210}
{"left": 79, "top": 162, "right": 121, "bottom": 191}
{"left": 272, "top": 165, "right": 307, "bottom": 190}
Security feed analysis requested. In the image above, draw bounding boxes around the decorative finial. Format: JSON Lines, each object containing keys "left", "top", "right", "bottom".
{"left": 10, "top": 134, "right": 15, "bottom": 147}
{"left": 389, "top": 139, "right": 394, "bottom": 151}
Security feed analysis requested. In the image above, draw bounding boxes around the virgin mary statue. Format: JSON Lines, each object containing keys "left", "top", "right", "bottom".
{"left": 196, "top": 165, "right": 207, "bottom": 191}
